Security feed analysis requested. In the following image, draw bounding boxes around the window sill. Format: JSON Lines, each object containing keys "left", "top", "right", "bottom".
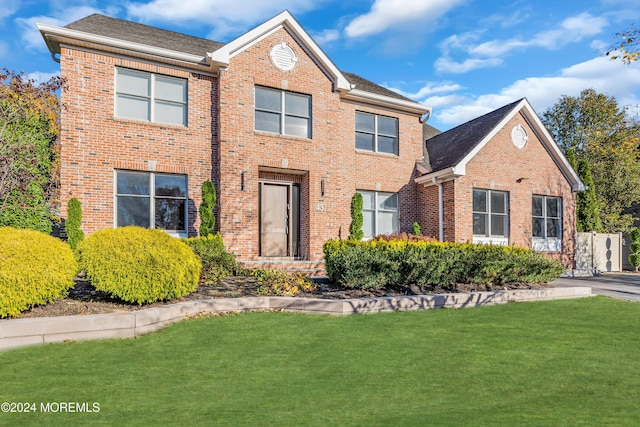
{"left": 532, "top": 238, "right": 561, "bottom": 252}
{"left": 473, "top": 236, "right": 508, "bottom": 246}
{"left": 355, "top": 149, "right": 399, "bottom": 158}
{"left": 113, "top": 116, "right": 187, "bottom": 129}
{"left": 254, "top": 130, "right": 311, "bottom": 141}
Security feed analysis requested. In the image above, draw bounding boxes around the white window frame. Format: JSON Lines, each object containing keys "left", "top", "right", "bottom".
{"left": 472, "top": 189, "right": 509, "bottom": 245}
{"left": 114, "top": 170, "right": 188, "bottom": 237}
{"left": 357, "top": 190, "right": 398, "bottom": 240}
{"left": 254, "top": 86, "right": 311, "bottom": 138}
{"left": 115, "top": 68, "right": 187, "bottom": 126}
{"left": 532, "top": 195, "right": 562, "bottom": 252}
{"left": 355, "top": 111, "right": 399, "bottom": 155}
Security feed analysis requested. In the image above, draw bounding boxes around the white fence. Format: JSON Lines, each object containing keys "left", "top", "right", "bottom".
{"left": 575, "top": 232, "right": 622, "bottom": 272}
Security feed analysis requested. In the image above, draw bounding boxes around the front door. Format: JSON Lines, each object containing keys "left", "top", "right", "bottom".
{"left": 260, "top": 183, "right": 288, "bottom": 257}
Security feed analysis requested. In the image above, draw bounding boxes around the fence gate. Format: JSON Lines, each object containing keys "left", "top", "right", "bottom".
{"left": 575, "top": 232, "right": 622, "bottom": 272}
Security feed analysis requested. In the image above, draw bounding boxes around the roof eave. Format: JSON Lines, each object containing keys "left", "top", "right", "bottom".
{"left": 414, "top": 166, "right": 465, "bottom": 186}
{"left": 342, "top": 89, "right": 431, "bottom": 116}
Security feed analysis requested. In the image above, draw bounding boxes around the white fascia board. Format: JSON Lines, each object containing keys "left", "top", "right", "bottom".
{"left": 37, "top": 23, "right": 209, "bottom": 65}
{"left": 414, "top": 166, "right": 465, "bottom": 186}
{"left": 208, "top": 11, "right": 352, "bottom": 91}
{"left": 343, "top": 89, "right": 432, "bottom": 116}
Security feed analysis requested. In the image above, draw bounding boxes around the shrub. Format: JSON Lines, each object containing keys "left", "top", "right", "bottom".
{"left": 199, "top": 180, "right": 217, "bottom": 237}
{"left": 348, "top": 193, "right": 363, "bottom": 241}
{"left": 323, "top": 238, "right": 564, "bottom": 290}
{"left": 77, "top": 227, "right": 201, "bottom": 304}
{"left": 65, "top": 197, "right": 84, "bottom": 250}
{"left": 628, "top": 229, "right": 640, "bottom": 272}
{"left": 412, "top": 222, "right": 421, "bottom": 235}
{"left": 183, "top": 233, "right": 239, "bottom": 285}
{"left": 244, "top": 269, "right": 317, "bottom": 296}
{"left": 0, "top": 227, "right": 78, "bottom": 318}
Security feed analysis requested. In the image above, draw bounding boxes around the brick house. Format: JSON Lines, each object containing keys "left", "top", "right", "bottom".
{"left": 38, "top": 11, "right": 584, "bottom": 267}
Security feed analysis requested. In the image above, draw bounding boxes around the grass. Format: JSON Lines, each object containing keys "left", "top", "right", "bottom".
{"left": 1, "top": 297, "right": 639, "bottom": 426}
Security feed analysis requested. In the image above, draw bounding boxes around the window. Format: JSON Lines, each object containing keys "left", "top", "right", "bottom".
{"left": 115, "top": 170, "right": 187, "bottom": 236}
{"left": 255, "top": 87, "right": 311, "bottom": 138}
{"left": 115, "top": 68, "right": 187, "bottom": 126}
{"left": 532, "top": 195, "right": 562, "bottom": 251}
{"left": 355, "top": 112, "right": 399, "bottom": 155}
{"left": 473, "top": 189, "right": 508, "bottom": 244}
{"left": 358, "top": 190, "right": 398, "bottom": 239}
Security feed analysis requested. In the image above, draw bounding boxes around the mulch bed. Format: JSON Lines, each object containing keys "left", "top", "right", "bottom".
{"left": 15, "top": 277, "right": 548, "bottom": 319}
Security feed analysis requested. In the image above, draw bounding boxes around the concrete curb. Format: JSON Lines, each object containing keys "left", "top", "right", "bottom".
{"left": 0, "top": 286, "right": 593, "bottom": 351}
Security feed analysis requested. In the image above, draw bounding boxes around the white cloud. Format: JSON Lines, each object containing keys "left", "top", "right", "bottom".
{"left": 26, "top": 71, "right": 60, "bottom": 85}
{"left": 422, "top": 94, "right": 466, "bottom": 108}
{"left": 0, "top": 0, "right": 20, "bottom": 20}
{"left": 433, "top": 56, "right": 640, "bottom": 126}
{"left": 435, "top": 56, "right": 503, "bottom": 74}
{"left": 312, "top": 29, "right": 339, "bottom": 45}
{"left": 344, "top": 0, "right": 466, "bottom": 38}
{"left": 386, "top": 81, "right": 464, "bottom": 100}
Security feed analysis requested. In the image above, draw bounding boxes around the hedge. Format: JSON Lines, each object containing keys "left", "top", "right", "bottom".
{"left": 323, "top": 238, "right": 564, "bottom": 290}
{"left": 77, "top": 227, "right": 201, "bottom": 304}
{"left": 183, "top": 233, "right": 238, "bottom": 285}
{"left": 0, "top": 227, "right": 78, "bottom": 318}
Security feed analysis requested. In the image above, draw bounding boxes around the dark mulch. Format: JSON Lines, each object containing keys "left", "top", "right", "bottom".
{"left": 15, "top": 277, "right": 548, "bottom": 319}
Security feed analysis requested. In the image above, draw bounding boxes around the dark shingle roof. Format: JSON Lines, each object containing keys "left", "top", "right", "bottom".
{"left": 64, "top": 14, "right": 412, "bottom": 103}
{"left": 426, "top": 99, "right": 523, "bottom": 172}
{"left": 65, "top": 14, "right": 224, "bottom": 57}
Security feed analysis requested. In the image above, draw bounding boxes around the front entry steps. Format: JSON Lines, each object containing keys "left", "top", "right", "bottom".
{"left": 240, "top": 259, "right": 326, "bottom": 277}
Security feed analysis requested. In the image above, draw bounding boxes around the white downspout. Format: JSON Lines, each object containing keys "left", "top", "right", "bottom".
{"left": 433, "top": 177, "right": 444, "bottom": 242}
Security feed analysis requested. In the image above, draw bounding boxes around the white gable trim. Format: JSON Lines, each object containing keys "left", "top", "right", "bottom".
{"left": 208, "top": 11, "right": 352, "bottom": 91}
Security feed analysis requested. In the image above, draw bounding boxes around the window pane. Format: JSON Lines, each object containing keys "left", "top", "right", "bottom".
{"left": 155, "top": 199, "right": 186, "bottom": 231}
{"left": 491, "top": 191, "right": 506, "bottom": 214}
{"left": 532, "top": 196, "right": 543, "bottom": 217}
{"left": 155, "top": 101, "right": 186, "bottom": 126}
{"left": 356, "top": 112, "right": 374, "bottom": 133}
{"left": 378, "top": 211, "right": 397, "bottom": 235}
{"left": 255, "top": 88, "right": 281, "bottom": 112}
{"left": 117, "top": 171, "right": 150, "bottom": 195}
{"left": 547, "top": 218, "right": 561, "bottom": 238}
{"left": 547, "top": 197, "right": 560, "bottom": 218}
{"left": 255, "top": 111, "right": 281, "bottom": 133}
{"left": 284, "top": 116, "right": 309, "bottom": 138}
{"left": 155, "top": 76, "right": 186, "bottom": 103}
{"left": 533, "top": 217, "right": 544, "bottom": 238}
{"left": 378, "top": 136, "right": 398, "bottom": 155}
{"left": 116, "top": 95, "right": 150, "bottom": 121}
{"left": 378, "top": 116, "right": 398, "bottom": 136}
{"left": 379, "top": 193, "right": 397, "bottom": 210}
{"left": 356, "top": 132, "right": 374, "bottom": 151}
{"left": 155, "top": 174, "right": 186, "bottom": 197}
{"left": 117, "top": 196, "right": 150, "bottom": 227}
{"left": 473, "top": 190, "right": 487, "bottom": 213}
{"left": 473, "top": 213, "right": 487, "bottom": 235}
{"left": 117, "top": 69, "right": 150, "bottom": 97}
{"left": 362, "top": 210, "right": 375, "bottom": 239}
{"left": 285, "top": 93, "right": 309, "bottom": 117}
{"left": 491, "top": 214, "right": 506, "bottom": 237}
{"left": 359, "top": 191, "right": 374, "bottom": 210}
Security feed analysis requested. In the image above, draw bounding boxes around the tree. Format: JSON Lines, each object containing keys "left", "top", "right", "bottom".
{"left": 0, "top": 68, "right": 63, "bottom": 233}
{"left": 606, "top": 24, "right": 639, "bottom": 64}
{"left": 348, "top": 192, "right": 363, "bottom": 241}
{"left": 199, "top": 180, "right": 216, "bottom": 236}
{"left": 541, "top": 89, "right": 640, "bottom": 232}
{"left": 575, "top": 160, "right": 602, "bottom": 232}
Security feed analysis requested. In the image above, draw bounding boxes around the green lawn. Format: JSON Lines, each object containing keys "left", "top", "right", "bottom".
{"left": 1, "top": 297, "right": 639, "bottom": 426}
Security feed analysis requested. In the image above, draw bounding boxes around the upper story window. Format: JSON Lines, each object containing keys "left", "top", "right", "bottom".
{"left": 115, "top": 170, "right": 188, "bottom": 237}
{"left": 115, "top": 68, "right": 187, "bottom": 126}
{"left": 532, "top": 195, "right": 562, "bottom": 251}
{"left": 473, "top": 188, "right": 509, "bottom": 245}
{"left": 255, "top": 87, "right": 311, "bottom": 138}
{"left": 356, "top": 112, "right": 399, "bottom": 155}
{"left": 358, "top": 190, "right": 398, "bottom": 239}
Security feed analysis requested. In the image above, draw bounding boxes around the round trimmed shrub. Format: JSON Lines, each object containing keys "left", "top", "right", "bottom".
{"left": 77, "top": 227, "right": 202, "bottom": 304}
{"left": 0, "top": 227, "right": 78, "bottom": 318}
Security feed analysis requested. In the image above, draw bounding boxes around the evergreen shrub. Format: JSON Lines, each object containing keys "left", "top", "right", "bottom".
{"left": 78, "top": 227, "right": 201, "bottom": 304}
{"left": 199, "top": 180, "right": 217, "bottom": 237}
{"left": 628, "top": 229, "right": 640, "bottom": 272}
{"left": 0, "top": 227, "right": 78, "bottom": 318}
{"left": 324, "top": 238, "right": 563, "bottom": 290}
{"left": 183, "top": 233, "right": 239, "bottom": 285}
{"left": 348, "top": 193, "right": 364, "bottom": 241}
{"left": 65, "top": 197, "right": 84, "bottom": 250}
{"left": 243, "top": 269, "right": 317, "bottom": 296}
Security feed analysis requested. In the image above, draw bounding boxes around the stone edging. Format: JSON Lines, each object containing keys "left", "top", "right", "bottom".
{"left": 0, "top": 286, "right": 593, "bottom": 351}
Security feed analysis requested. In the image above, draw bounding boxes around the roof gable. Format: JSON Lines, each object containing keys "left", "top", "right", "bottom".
{"left": 417, "top": 98, "right": 585, "bottom": 192}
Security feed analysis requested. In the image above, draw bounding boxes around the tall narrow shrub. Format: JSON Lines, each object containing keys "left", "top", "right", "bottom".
{"left": 348, "top": 192, "right": 363, "bottom": 241}
{"left": 628, "top": 229, "right": 640, "bottom": 272}
{"left": 65, "top": 197, "right": 84, "bottom": 250}
{"left": 199, "top": 180, "right": 216, "bottom": 236}
{"left": 412, "top": 222, "right": 421, "bottom": 236}
{"left": 576, "top": 160, "right": 602, "bottom": 232}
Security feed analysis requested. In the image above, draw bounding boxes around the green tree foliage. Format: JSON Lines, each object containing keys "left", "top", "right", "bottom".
{"left": 576, "top": 160, "right": 602, "bottom": 232}
{"left": 606, "top": 24, "right": 639, "bottom": 64}
{"left": 0, "top": 69, "right": 64, "bottom": 233}
{"left": 541, "top": 89, "right": 640, "bottom": 232}
{"left": 412, "top": 221, "right": 422, "bottom": 236}
{"left": 628, "top": 229, "right": 640, "bottom": 272}
{"left": 348, "top": 192, "right": 364, "bottom": 241}
{"left": 199, "top": 180, "right": 216, "bottom": 236}
{"left": 65, "top": 197, "right": 84, "bottom": 250}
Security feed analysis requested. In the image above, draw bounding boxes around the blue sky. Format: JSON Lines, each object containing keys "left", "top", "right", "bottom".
{"left": 2, "top": 0, "right": 640, "bottom": 131}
